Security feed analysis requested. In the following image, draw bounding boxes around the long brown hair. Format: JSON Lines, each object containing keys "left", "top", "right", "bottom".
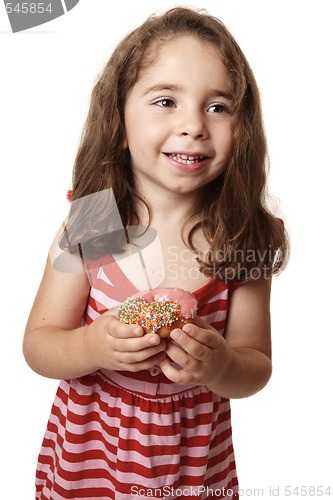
{"left": 62, "top": 7, "right": 289, "bottom": 281}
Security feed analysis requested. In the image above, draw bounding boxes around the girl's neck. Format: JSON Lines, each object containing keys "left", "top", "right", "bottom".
{"left": 134, "top": 183, "right": 198, "bottom": 228}
{"left": 130, "top": 182, "right": 212, "bottom": 292}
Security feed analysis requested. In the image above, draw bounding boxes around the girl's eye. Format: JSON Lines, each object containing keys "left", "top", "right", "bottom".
{"left": 207, "top": 103, "right": 229, "bottom": 114}
{"left": 154, "top": 98, "right": 176, "bottom": 108}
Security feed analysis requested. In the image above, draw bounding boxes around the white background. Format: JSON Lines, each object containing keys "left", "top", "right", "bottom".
{"left": 1, "top": 0, "right": 332, "bottom": 498}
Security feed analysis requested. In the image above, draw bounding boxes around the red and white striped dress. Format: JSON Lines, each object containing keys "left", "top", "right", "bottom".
{"left": 36, "top": 255, "right": 239, "bottom": 499}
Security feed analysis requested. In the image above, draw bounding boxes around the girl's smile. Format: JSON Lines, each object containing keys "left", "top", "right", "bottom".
{"left": 124, "top": 35, "right": 233, "bottom": 197}
{"left": 163, "top": 151, "right": 211, "bottom": 173}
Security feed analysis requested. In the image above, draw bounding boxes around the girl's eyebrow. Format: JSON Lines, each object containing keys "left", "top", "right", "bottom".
{"left": 142, "top": 84, "right": 183, "bottom": 95}
{"left": 143, "top": 84, "right": 232, "bottom": 100}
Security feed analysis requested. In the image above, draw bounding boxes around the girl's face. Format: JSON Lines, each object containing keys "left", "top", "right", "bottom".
{"left": 124, "top": 35, "right": 233, "bottom": 198}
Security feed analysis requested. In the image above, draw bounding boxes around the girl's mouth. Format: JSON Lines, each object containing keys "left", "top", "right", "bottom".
{"left": 165, "top": 153, "right": 206, "bottom": 165}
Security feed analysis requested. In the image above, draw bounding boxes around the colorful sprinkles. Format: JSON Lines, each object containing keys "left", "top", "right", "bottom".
{"left": 117, "top": 296, "right": 147, "bottom": 326}
{"left": 118, "top": 296, "right": 181, "bottom": 333}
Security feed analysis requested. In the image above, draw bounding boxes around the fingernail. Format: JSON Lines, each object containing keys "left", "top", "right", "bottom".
{"left": 148, "top": 335, "right": 160, "bottom": 345}
{"left": 171, "top": 329, "right": 182, "bottom": 340}
{"left": 133, "top": 327, "right": 143, "bottom": 335}
{"left": 182, "top": 324, "right": 192, "bottom": 334}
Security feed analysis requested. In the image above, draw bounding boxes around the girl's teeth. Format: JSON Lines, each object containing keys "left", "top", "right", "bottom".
{"left": 178, "top": 154, "right": 196, "bottom": 160}
{"left": 169, "top": 153, "right": 204, "bottom": 164}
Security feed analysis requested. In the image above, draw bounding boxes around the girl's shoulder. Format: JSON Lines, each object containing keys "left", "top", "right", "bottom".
{"left": 49, "top": 223, "right": 86, "bottom": 274}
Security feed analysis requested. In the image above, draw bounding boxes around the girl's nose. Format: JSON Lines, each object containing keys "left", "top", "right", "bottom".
{"left": 176, "top": 109, "right": 208, "bottom": 140}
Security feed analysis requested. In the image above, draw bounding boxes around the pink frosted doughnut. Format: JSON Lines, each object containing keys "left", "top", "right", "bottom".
{"left": 118, "top": 287, "right": 198, "bottom": 337}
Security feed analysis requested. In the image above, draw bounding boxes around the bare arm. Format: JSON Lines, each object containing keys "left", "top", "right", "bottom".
{"left": 208, "top": 276, "right": 272, "bottom": 398}
{"left": 160, "top": 277, "right": 272, "bottom": 399}
{"left": 23, "top": 255, "right": 166, "bottom": 380}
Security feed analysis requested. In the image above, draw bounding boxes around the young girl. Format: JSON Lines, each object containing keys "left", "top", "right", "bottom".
{"left": 24, "top": 7, "right": 288, "bottom": 500}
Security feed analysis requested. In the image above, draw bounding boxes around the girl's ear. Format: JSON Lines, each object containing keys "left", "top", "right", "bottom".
{"left": 122, "top": 136, "right": 128, "bottom": 150}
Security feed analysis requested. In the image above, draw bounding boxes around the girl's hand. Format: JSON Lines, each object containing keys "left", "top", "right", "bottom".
{"left": 160, "top": 316, "right": 231, "bottom": 388}
{"left": 159, "top": 277, "right": 273, "bottom": 399}
{"left": 84, "top": 308, "right": 166, "bottom": 373}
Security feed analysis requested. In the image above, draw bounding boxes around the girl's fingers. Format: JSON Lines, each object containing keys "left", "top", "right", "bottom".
{"left": 170, "top": 321, "right": 222, "bottom": 355}
{"left": 191, "top": 316, "right": 220, "bottom": 335}
{"left": 117, "top": 339, "right": 166, "bottom": 362}
{"left": 160, "top": 357, "right": 194, "bottom": 384}
{"left": 103, "top": 312, "right": 144, "bottom": 339}
{"left": 163, "top": 340, "right": 198, "bottom": 373}
{"left": 111, "top": 329, "right": 165, "bottom": 354}
{"left": 170, "top": 326, "right": 217, "bottom": 361}
{"left": 120, "top": 351, "right": 166, "bottom": 373}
